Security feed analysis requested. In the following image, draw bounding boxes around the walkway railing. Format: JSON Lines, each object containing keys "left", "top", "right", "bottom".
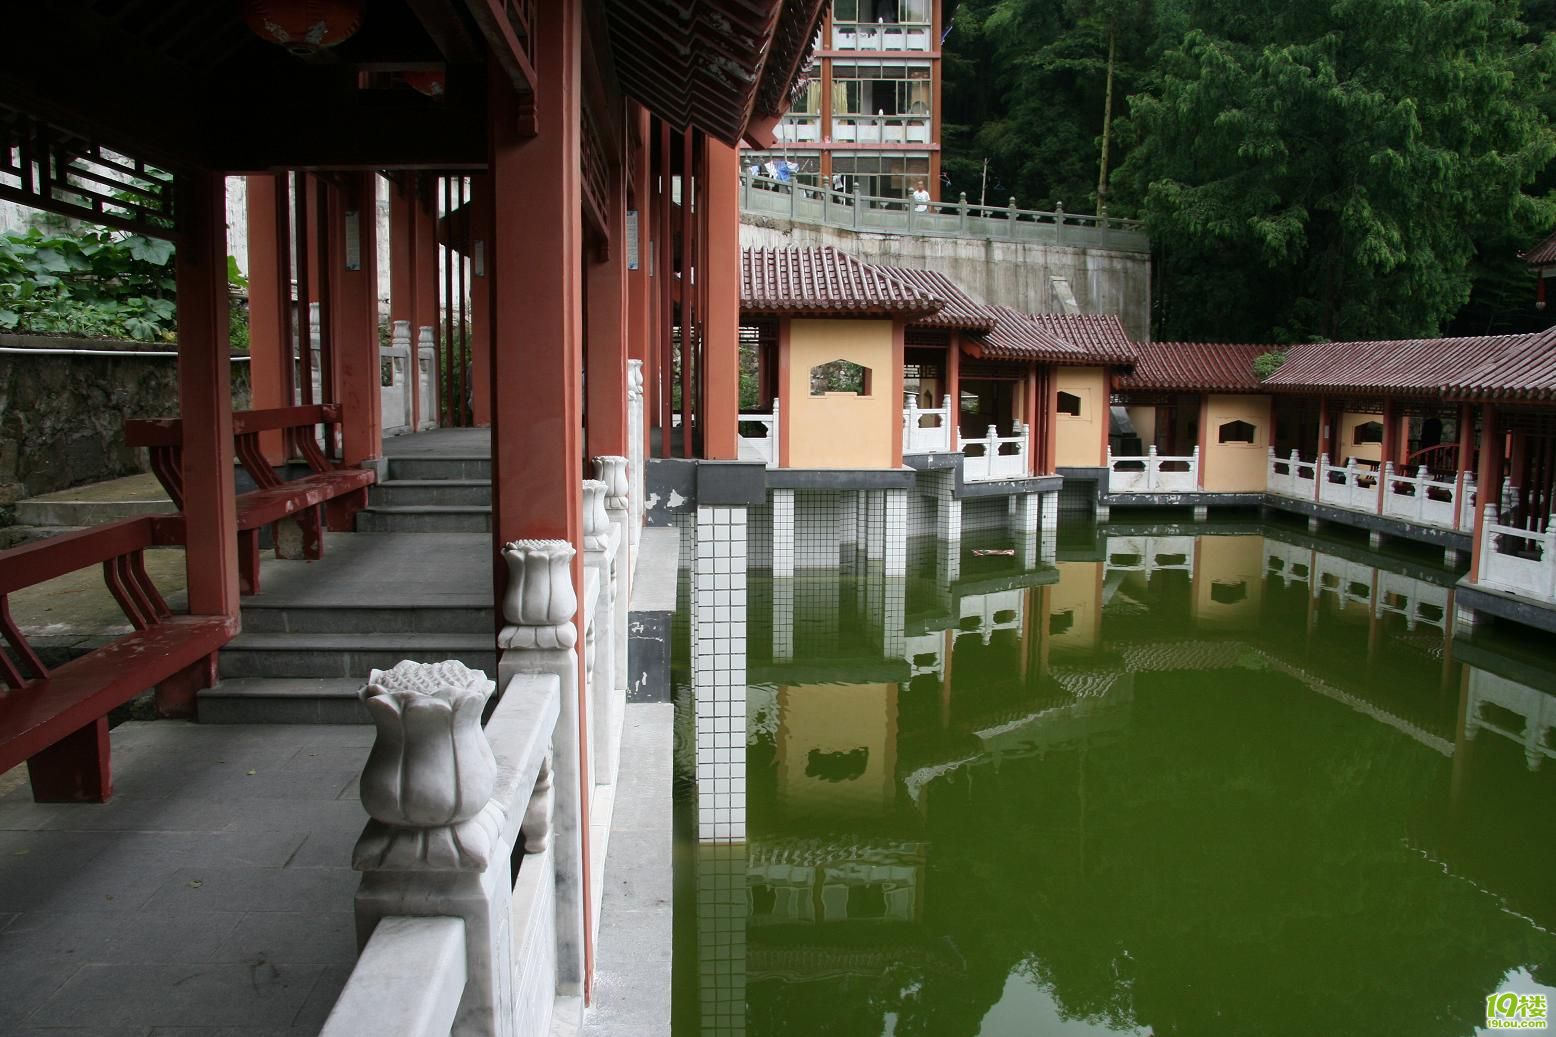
{"left": 1267, "top": 449, "right": 1475, "bottom": 533}
{"left": 739, "top": 175, "right": 1151, "bottom": 253}
{"left": 830, "top": 20, "right": 934, "bottom": 50}
{"left": 962, "top": 423, "right": 1028, "bottom": 481}
{"left": 738, "top": 401, "right": 779, "bottom": 468}
{"left": 1106, "top": 446, "right": 1199, "bottom": 493}
{"left": 1478, "top": 505, "right": 1556, "bottom": 601}
{"left": 903, "top": 396, "right": 952, "bottom": 453}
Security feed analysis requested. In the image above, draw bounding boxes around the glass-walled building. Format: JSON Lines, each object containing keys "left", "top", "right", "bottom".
{"left": 746, "top": 0, "right": 944, "bottom": 200}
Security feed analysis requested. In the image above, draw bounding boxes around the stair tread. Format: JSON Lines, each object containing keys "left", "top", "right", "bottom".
{"left": 374, "top": 479, "right": 491, "bottom": 487}
{"left": 359, "top": 504, "right": 493, "bottom": 513}
{"left": 203, "top": 678, "right": 365, "bottom": 698}
{"left": 226, "top": 632, "right": 495, "bottom": 649}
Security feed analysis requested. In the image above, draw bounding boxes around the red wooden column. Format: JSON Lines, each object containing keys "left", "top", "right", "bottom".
{"left": 245, "top": 174, "right": 293, "bottom": 464}
{"left": 702, "top": 139, "right": 741, "bottom": 459}
{"left": 891, "top": 320, "right": 906, "bottom": 467}
{"left": 1042, "top": 367, "right": 1059, "bottom": 474}
{"left": 1196, "top": 393, "right": 1211, "bottom": 488}
{"left": 389, "top": 180, "right": 420, "bottom": 428}
{"left": 469, "top": 175, "right": 494, "bottom": 428}
{"left": 1470, "top": 403, "right": 1503, "bottom": 582}
{"left": 1381, "top": 397, "right": 1401, "bottom": 468}
{"left": 487, "top": 0, "right": 592, "bottom": 985}
{"left": 946, "top": 333, "right": 961, "bottom": 450}
{"left": 326, "top": 174, "right": 382, "bottom": 469}
{"left": 170, "top": 168, "right": 240, "bottom": 712}
{"left": 1456, "top": 402, "right": 1476, "bottom": 475}
{"left": 1316, "top": 396, "right": 1331, "bottom": 459}
{"left": 413, "top": 182, "right": 441, "bottom": 427}
{"left": 627, "top": 107, "right": 653, "bottom": 459}
{"left": 586, "top": 157, "right": 630, "bottom": 457}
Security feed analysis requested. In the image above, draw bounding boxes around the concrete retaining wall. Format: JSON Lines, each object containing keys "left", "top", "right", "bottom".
{"left": 740, "top": 217, "right": 1152, "bottom": 341}
{"left": 0, "top": 335, "right": 251, "bottom": 522}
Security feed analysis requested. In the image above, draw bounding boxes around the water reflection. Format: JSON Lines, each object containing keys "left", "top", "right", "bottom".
{"left": 675, "top": 516, "right": 1556, "bottom": 1037}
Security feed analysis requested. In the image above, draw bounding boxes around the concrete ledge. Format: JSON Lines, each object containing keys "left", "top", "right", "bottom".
{"left": 902, "top": 451, "right": 960, "bottom": 470}
{"left": 766, "top": 467, "right": 916, "bottom": 490}
{"left": 628, "top": 528, "right": 679, "bottom": 704}
{"left": 644, "top": 459, "right": 697, "bottom": 526}
{"left": 1262, "top": 494, "right": 1472, "bottom": 552}
{"left": 957, "top": 472, "right": 1062, "bottom": 499}
{"left": 1104, "top": 491, "right": 1263, "bottom": 508}
{"left": 1454, "top": 580, "right": 1556, "bottom": 635}
{"left": 697, "top": 461, "right": 767, "bottom": 506}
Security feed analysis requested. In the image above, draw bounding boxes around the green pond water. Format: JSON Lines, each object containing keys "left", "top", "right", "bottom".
{"left": 671, "top": 522, "right": 1556, "bottom": 1037}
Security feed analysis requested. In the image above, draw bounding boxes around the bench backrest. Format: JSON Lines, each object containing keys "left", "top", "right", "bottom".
{"left": 124, "top": 404, "right": 345, "bottom": 503}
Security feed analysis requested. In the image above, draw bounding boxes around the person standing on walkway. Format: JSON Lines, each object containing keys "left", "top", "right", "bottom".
{"left": 911, "top": 179, "right": 930, "bottom": 212}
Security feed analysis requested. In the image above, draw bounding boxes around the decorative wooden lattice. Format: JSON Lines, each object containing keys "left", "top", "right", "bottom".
{"left": 0, "top": 104, "right": 179, "bottom": 238}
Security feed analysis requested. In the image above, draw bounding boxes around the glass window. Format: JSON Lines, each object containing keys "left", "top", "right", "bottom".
{"left": 833, "top": 0, "right": 859, "bottom": 21}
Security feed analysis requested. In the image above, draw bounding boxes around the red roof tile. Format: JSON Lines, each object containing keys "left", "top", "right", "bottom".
{"left": 741, "top": 247, "right": 944, "bottom": 318}
{"left": 1025, "top": 313, "right": 1137, "bottom": 363}
{"left": 1525, "top": 228, "right": 1556, "bottom": 267}
{"left": 1117, "top": 342, "right": 1271, "bottom": 393}
{"left": 970, "top": 305, "right": 1104, "bottom": 365}
{"left": 1445, "top": 328, "right": 1556, "bottom": 401}
{"left": 872, "top": 265, "right": 999, "bottom": 331}
{"left": 1264, "top": 335, "right": 1534, "bottom": 396}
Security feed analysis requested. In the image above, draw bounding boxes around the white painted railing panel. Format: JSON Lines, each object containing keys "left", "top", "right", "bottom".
{"left": 737, "top": 401, "right": 779, "bottom": 468}
{"left": 1380, "top": 463, "right": 1465, "bottom": 529}
{"left": 903, "top": 395, "right": 952, "bottom": 453}
{"left": 1107, "top": 446, "right": 1199, "bottom": 493}
{"left": 963, "top": 423, "right": 1028, "bottom": 481}
{"left": 1478, "top": 505, "right": 1556, "bottom": 602}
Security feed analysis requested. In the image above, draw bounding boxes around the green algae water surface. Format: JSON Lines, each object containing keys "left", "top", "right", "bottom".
{"left": 672, "top": 525, "right": 1556, "bottom": 1037}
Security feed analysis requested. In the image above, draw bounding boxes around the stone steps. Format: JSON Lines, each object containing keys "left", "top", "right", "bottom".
{"left": 368, "top": 479, "right": 491, "bottom": 507}
{"left": 240, "top": 602, "right": 494, "bottom": 635}
{"left": 354, "top": 505, "right": 493, "bottom": 533}
{"left": 383, "top": 456, "right": 491, "bottom": 481}
{"left": 198, "top": 677, "right": 371, "bottom": 724}
{"left": 218, "top": 632, "right": 497, "bottom": 680}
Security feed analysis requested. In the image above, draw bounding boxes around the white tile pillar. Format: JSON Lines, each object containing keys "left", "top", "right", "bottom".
{"left": 771, "top": 489, "right": 795, "bottom": 578}
{"left": 884, "top": 488, "right": 908, "bottom": 578}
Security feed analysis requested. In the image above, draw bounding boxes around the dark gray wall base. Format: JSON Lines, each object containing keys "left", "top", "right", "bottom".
{"left": 1262, "top": 495, "right": 1472, "bottom": 552}
{"left": 956, "top": 472, "right": 1061, "bottom": 499}
{"left": 628, "top": 527, "right": 680, "bottom": 702}
{"left": 1454, "top": 581, "right": 1556, "bottom": 637}
{"left": 767, "top": 467, "right": 917, "bottom": 490}
{"left": 644, "top": 458, "right": 697, "bottom": 526}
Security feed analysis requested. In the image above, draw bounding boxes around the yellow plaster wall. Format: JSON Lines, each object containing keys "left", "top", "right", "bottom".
{"left": 1201, "top": 394, "right": 1271, "bottom": 492}
{"left": 776, "top": 682, "right": 897, "bottom": 818}
{"left": 1338, "top": 411, "right": 1384, "bottom": 464}
{"left": 785, "top": 319, "right": 896, "bottom": 468}
{"left": 1191, "top": 534, "right": 1264, "bottom": 629}
{"left": 1055, "top": 367, "right": 1107, "bottom": 467}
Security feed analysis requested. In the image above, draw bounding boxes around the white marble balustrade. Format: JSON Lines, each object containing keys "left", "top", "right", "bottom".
{"left": 903, "top": 395, "right": 952, "bottom": 453}
{"left": 1106, "top": 446, "right": 1199, "bottom": 493}
{"left": 737, "top": 400, "right": 779, "bottom": 468}
{"left": 962, "top": 423, "right": 1028, "bottom": 481}
{"left": 1477, "top": 505, "right": 1556, "bottom": 603}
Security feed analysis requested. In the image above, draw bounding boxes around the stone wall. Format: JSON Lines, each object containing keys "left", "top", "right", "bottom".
{"left": 740, "top": 217, "right": 1153, "bottom": 342}
{"left": 0, "top": 335, "right": 251, "bottom": 522}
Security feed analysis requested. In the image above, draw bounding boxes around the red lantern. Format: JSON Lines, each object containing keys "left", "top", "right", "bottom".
{"left": 243, "top": 0, "right": 364, "bottom": 56}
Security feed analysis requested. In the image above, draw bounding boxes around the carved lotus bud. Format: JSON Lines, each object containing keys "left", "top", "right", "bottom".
{"left": 417, "top": 325, "right": 435, "bottom": 351}
{"left": 391, "top": 319, "right": 412, "bottom": 350}
{"left": 359, "top": 660, "right": 497, "bottom": 828}
{"left": 582, "top": 480, "right": 610, "bottom": 551}
{"left": 627, "top": 359, "right": 645, "bottom": 399}
{"left": 593, "top": 457, "right": 630, "bottom": 511}
{"left": 501, "top": 538, "right": 578, "bottom": 635}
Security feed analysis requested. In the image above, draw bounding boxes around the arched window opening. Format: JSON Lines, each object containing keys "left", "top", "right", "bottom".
{"left": 1057, "top": 391, "right": 1082, "bottom": 417}
{"left": 1353, "top": 421, "right": 1384, "bottom": 445}
{"left": 810, "top": 359, "right": 873, "bottom": 396}
{"left": 1218, "top": 419, "right": 1256, "bottom": 444}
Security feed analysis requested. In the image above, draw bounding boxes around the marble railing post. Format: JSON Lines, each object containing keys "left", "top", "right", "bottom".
{"left": 581, "top": 479, "right": 618, "bottom": 786}
{"left": 496, "top": 540, "right": 585, "bottom": 995}
{"left": 594, "top": 456, "right": 631, "bottom": 712}
{"left": 349, "top": 660, "right": 514, "bottom": 1037}
{"left": 417, "top": 325, "right": 438, "bottom": 430}
{"left": 626, "top": 360, "right": 645, "bottom": 551}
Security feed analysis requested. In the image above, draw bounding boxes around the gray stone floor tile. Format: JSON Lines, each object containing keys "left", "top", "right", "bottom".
{"left": 0, "top": 909, "right": 244, "bottom": 963}
{"left": 593, "top": 908, "right": 673, "bottom": 965}
{"left": 143, "top": 866, "right": 359, "bottom": 917}
{"left": 0, "top": 911, "right": 15, "bottom": 931}
{"left": 287, "top": 964, "right": 352, "bottom": 1032}
{"left": 215, "top": 912, "right": 358, "bottom": 967}
{"left": 27, "top": 963, "right": 326, "bottom": 1029}
{"left": 282, "top": 825, "right": 361, "bottom": 869}
{"left": 0, "top": 956, "right": 85, "bottom": 1028}
{"left": 0, "top": 848, "right": 180, "bottom": 914}
{"left": 91, "top": 830, "right": 309, "bottom": 870}
{"left": 204, "top": 799, "right": 368, "bottom": 835}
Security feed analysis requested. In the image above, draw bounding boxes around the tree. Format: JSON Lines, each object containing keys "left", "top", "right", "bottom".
{"left": 1114, "top": 0, "right": 1556, "bottom": 342}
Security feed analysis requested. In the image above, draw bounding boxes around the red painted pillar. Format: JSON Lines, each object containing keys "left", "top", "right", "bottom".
{"left": 487, "top": 0, "right": 592, "bottom": 984}
{"left": 1382, "top": 397, "right": 1400, "bottom": 468}
{"left": 389, "top": 180, "right": 420, "bottom": 429}
{"left": 702, "top": 139, "right": 741, "bottom": 459}
{"left": 777, "top": 319, "right": 792, "bottom": 467}
{"left": 1197, "top": 393, "right": 1211, "bottom": 488}
{"left": 171, "top": 169, "right": 240, "bottom": 711}
{"left": 414, "top": 183, "right": 441, "bottom": 427}
{"left": 469, "top": 175, "right": 494, "bottom": 428}
{"left": 245, "top": 174, "right": 292, "bottom": 464}
{"left": 1042, "top": 366, "right": 1058, "bottom": 474}
{"left": 1470, "top": 404, "right": 1503, "bottom": 581}
{"left": 585, "top": 156, "right": 629, "bottom": 457}
{"left": 891, "top": 320, "right": 906, "bottom": 468}
{"left": 946, "top": 333, "right": 961, "bottom": 450}
{"left": 1456, "top": 402, "right": 1475, "bottom": 475}
{"left": 1025, "top": 366, "right": 1039, "bottom": 472}
{"left": 327, "top": 173, "right": 382, "bottom": 467}
{"left": 1316, "top": 395, "right": 1330, "bottom": 459}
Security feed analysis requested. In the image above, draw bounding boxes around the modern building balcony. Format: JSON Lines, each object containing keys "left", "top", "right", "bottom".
{"left": 831, "top": 21, "right": 934, "bottom": 52}
{"left": 831, "top": 114, "right": 933, "bottom": 144}
{"left": 777, "top": 115, "right": 823, "bottom": 144}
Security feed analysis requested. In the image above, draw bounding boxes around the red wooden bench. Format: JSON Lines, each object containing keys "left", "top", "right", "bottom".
{"left": 0, "top": 516, "right": 236, "bottom": 802}
{"left": 125, "top": 404, "right": 374, "bottom": 594}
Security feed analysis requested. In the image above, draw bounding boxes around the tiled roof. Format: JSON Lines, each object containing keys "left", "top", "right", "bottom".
{"left": 872, "top": 265, "right": 999, "bottom": 331}
{"left": 1445, "top": 328, "right": 1556, "bottom": 401}
{"left": 741, "top": 247, "right": 944, "bottom": 318}
{"left": 1025, "top": 313, "right": 1137, "bottom": 362}
{"left": 972, "top": 305, "right": 1103, "bottom": 364}
{"left": 1526, "top": 228, "right": 1556, "bottom": 267}
{"left": 1264, "top": 335, "right": 1534, "bottom": 396}
{"left": 1116, "top": 341, "right": 1270, "bottom": 393}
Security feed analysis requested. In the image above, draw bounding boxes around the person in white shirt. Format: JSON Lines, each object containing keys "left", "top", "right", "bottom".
{"left": 911, "top": 179, "right": 930, "bottom": 212}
